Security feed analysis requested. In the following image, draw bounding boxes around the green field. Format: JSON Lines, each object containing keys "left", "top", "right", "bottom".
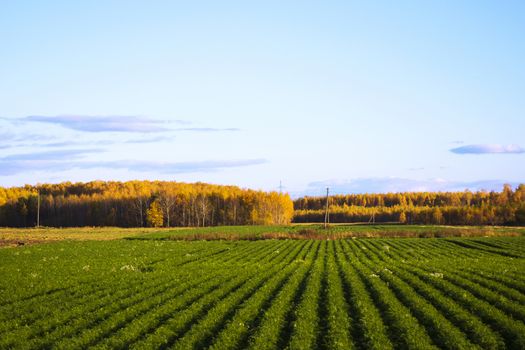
{"left": 132, "top": 224, "right": 525, "bottom": 241}
{"left": 2, "top": 225, "right": 524, "bottom": 248}
{"left": 1, "top": 230, "right": 525, "bottom": 349}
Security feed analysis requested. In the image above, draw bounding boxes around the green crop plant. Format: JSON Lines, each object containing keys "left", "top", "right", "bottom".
{"left": 0, "top": 233, "right": 524, "bottom": 349}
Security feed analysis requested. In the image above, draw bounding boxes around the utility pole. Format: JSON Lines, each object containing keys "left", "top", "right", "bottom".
{"left": 324, "top": 187, "right": 330, "bottom": 229}
{"left": 368, "top": 210, "right": 375, "bottom": 224}
{"left": 279, "top": 181, "right": 283, "bottom": 195}
{"left": 36, "top": 190, "right": 40, "bottom": 228}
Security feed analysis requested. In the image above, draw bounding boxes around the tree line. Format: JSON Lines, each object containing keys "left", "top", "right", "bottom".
{"left": 3, "top": 181, "right": 524, "bottom": 227}
{"left": 293, "top": 184, "right": 525, "bottom": 225}
{"left": 0, "top": 181, "right": 294, "bottom": 227}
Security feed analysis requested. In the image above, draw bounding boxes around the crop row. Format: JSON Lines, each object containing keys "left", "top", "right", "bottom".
{"left": 0, "top": 237, "right": 523, "bottom": 349}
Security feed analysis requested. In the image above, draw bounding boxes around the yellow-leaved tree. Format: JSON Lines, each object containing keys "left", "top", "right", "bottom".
{"left": 146, "top": 201, "right": 164, "bottom": 227}
{"left": 399, "top": 211, "right": 407, "bottom": 224}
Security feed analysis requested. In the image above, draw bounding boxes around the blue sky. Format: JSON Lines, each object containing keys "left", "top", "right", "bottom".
{"left": 1, "top": 0, "right": 524, "bottom": 196}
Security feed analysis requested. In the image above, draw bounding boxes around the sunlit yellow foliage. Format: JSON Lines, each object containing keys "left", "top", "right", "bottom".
{"left": 0, "top": 181, "right": 294, "bottom": 227}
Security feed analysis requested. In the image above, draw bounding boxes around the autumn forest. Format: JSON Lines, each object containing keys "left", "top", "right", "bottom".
{"left": 0, "top": 181, "right": 524, "bottom": 227}
{"left": 0, "top": 181, "right": 294, "bottom": 227}
{"left": 294, "top": 184, "right": 525, "bottom": 226}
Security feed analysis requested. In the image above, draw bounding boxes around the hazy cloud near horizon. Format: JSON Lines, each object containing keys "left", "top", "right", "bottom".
{"left": 295, "top": 178, "right": 520, "bottom": 197}
{"left": 0, "top": 115, "right": 260, "bottom": 183}
{"left": 0, "top": 151, "right": 267, "bottom": 176}
{"left": 450, "top": 144, "right": 524, "bottom": 154}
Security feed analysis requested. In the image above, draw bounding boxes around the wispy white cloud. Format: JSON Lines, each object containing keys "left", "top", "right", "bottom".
{"left": 124, "top": 136, "right": 175, "bottom": 144}
{"left": 77, "top": 159, "right": 267, "bottom": 173}
{"left": 24, "top": 115, "right": 181, "bottom": 133}
{"left": 20, "top": 115, "right": 240, "bottom": 134}
{"left": 174, "top": 127, "right": 240, "bottom": 132}
{"left": 0, "top": 116, "right": 239, "bottom": 151}
{"left": 0, "top": 149, "right": 102, "bottom": 175}
{"left": 1, "top": 149, "right": 102, "bottom": 161}
{"left": 450, "top": 144, "right": 524, "bottom": 154}
{"left": 0, "top": 130, "right": 55, "bottom": 147}
{"left": 0, "top": 149, "right": 267, "bottom": 175}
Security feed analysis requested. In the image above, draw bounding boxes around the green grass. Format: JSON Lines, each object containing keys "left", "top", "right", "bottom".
{"left": 0, "top": 226, "right": 177, "bottom": 247}
{"left": 130, "top": 224, "right": 525, "bottom": 241}
{"left": 2, "top": 225, "right": 523, "bottom": 247}
{"left": 1, "top": 235, "right": 524, "bottom": 349}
